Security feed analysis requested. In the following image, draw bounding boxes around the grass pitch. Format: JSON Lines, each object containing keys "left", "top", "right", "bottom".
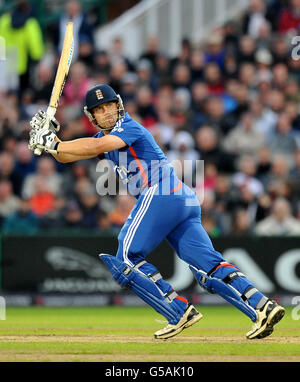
{"left": 0, "top": 305, "right": 299, "bottom": 362}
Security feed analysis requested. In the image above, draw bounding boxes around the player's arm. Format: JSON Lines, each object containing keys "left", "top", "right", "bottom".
{"left": 55, "top": 135, "right": 127, "bottom": 157}
{"left": 50, "top": 136, "right": 98, "bottom": 163}
{"left": 30, "top": 128, "right": 127, "bottom": 160}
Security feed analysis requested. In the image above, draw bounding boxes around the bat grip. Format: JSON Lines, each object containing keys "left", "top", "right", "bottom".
{"left": 34, "top": 147, "right": 43, "bottom": 156}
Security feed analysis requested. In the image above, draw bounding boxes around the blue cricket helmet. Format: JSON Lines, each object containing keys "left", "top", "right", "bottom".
{"left": 83, "top": 84, "right": 124, "bottom": 131}
{"left": 84, "top": 84, "right": 119, "bottom": 111}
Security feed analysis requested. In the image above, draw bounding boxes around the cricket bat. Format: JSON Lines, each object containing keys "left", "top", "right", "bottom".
{"left": 34, "top": 22, "right": 74, "bottom": 155}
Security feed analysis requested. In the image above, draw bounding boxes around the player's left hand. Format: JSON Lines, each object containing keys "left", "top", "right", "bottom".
{"left": 30, "top": 110, "right": 60, "bottom": 133}
{"left": 28, "top": 127, "right": 58, "bottom": 155}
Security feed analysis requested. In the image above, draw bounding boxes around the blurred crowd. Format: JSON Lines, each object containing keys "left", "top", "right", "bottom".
{"left": 1, "top": 0, "right": 300, "bottom": 236}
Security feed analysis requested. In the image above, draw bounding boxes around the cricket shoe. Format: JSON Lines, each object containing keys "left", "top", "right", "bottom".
{"left": 246, "top": 299, "right": 285, "bottom": 340}
{"left": 154, "top": 304, "right": 203, "bottom": 340}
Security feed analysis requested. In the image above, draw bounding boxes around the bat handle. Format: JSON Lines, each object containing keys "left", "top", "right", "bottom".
{"left": 34, "top": 147, "right": 43, "bottom": 156}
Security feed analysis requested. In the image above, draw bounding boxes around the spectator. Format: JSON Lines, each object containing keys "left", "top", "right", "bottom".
{"left": 0, "top": 179, "right": 20, "bottom": 225}
{"left": 0, "top": 151, "right": 22, "bottom": 196}
{"left": 78, "top": 188, "right": 101, "bottom": 229}
{"left": 223, "top": 53, "right": 239, "bottom": 80}
{"left": 214, "top": 174, "right": 235, "bottom": 213}
{"left": 204, "top": 33, "right": 226, "bottom": 71}
{"left": 13, "top": 141, "right": 37, "bottom": 190}
{"left": 92, "top": 50, "right": 110, "bottom": 76}
{"left": 231, "top": 209, "right": 252, "bottom": 236}
{"left": 202, "top": 95, "right": 234, "bottom": 135}
{"left": 263, "top": 154, "right": 291, "bottom": 192}
{"left": 254, "top": 197, "right": 300, "bottom": 235}
{"left": 171, "top": 88, "right": 192, "bottom": 130}
{"left": 61, "top": 199, "right": 84, "bottom": 231}
{"left": 242, "top": 0, "right": 268, "bottom": 39}
{"left": 232, "top": 182, "right": 259, "bottom": 226}
{"left": 222, "top": 112, "right": 265, "bottom": 156}
{"left": 62, "top": 162, "right": 92, "bottom": 198}
{"left": 202, "top": 212, "right": 222, "bottom": 238}
{"left": 2, "top": 198, "right": 38, "bottom": 234}
{"left": 232, "top": 155, "right": 264, "bottom": 197}
{"left": 49, "top": 0, "right": 94, "bottom": 61}
{"left": 190, "top": 81, "right": 209, "bottom": 129}
{"left": 95, "top": 210, "right": 112, "bottom": 232}
{"left": 289, "top": 149, "right": 300, "bottom": 197}
{"left": 0, "top": 0, "right": 44, "bottom": 92}
{"left": 63, "top": 61, "right": 91, "bottom": 111}
{"left": 140, "top": 35, "right": 160, "bottom": 70}
{"left": 255, "top": 146, "right": 272, "bottom": 181}
{"left": 33, "top": 63, "right": 55, "bottom": 104}
{"left": 109, "top": 58, "right": 128, "bottom": 95}
{"left": 135, "top": 85, "right": 158, "bottom": 128}
{"left": 136, "top": 59, "right": 158, "bottom": 92}
{"left": 278, "top": 0, "right": 300, "bottom": 34}
{"left": 203, "top": 62, "right": 225, "bottom": 95}
{"left": 155, "top": 53, "right": 172, "bottom": 85}
{"left": 237, "top": 35, "right": 256, "bottom": 64}
{"left": 39, "top": 195, "right": 66, "bottom": 230}
{"left": 108, "top": 195, "right": 135, "bottom": 230}
{"left": 190, "top": 48, "right": 205, "bottom": 82}
{"left": 200, "top": 190, "right": 226, "bottom": 234}
{"left": 120, "top": 72, "right": 138, "bottom": 102}
{"left": 271, "top": 35, "right": 290, "bottom": 65}
{"left": 167, "top": 130, "right": 199, "bottom": 187}
{"left": 266, "top": 88, "right": 286, "bottom": 115}
{"left": 272, "top": 63, "right": 289, "bottom": 91}
{"left": 203, "top": 162, "right": 218, "bottom": 192}
{"left": 195, "top": 125, "right": 235, "bottom": 172}
{"left": 170, "top": 37, "right": 191, "bottom": 71}
{"left": 28, "top": 176, "right": 55, "bottom": 217}
{"left": 110, "top": 37, "right": 134, "bottom": 72}
{"left": 239, "top": 62, "right": 256, "bottom": 91}
{"left": 285, "top": 99, "right": 300, "bottom": 131}
{"left": 267, "top": 112, "right": 298, "bottom": 159}
{"left": 249, "top": 98, "right": 277, "bottom": 139}
{"left": 255, "top": 48, "right": 273, "bottom": 80}
{"left": 171, "top": 63, "right": 191, "bottom": 91}
{"left": 22, "top": 157, "right": 63, "bottom": 199}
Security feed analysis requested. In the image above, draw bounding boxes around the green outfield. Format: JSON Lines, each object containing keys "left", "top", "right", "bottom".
{"left": 0, "top": 305, "right": 299, "bottom": 362}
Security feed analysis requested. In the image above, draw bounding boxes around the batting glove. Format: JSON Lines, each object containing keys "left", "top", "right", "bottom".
{"left": 29, "top": 110, "right": 60, "bottom": 133}
{"left": 29, "top": 128, "right": 59, "bottom": 155}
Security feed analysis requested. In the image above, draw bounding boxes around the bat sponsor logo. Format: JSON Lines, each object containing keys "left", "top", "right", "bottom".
{"left": 67, "top": 40, "right": 74, "bottom": 67}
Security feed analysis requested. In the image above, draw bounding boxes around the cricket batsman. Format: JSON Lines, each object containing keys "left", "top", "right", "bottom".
{"left": 28, "top": 84, "right": 285, "bottom": 339}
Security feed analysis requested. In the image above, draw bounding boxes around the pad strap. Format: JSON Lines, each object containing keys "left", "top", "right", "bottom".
{"left": 133, "top": 260, "right": 147, "bottom": 270}
{"left": 133, "top": 260, "right": 163, "bottom": 283}
{"left": 165, "top": 290, "right": 178, "bottom": 302}
{"left": 149, "top": 270, "right": 162, "bottom": 282}
{"left": 242, "top": 287, "right": 258, "bottom": 301}
{"left": 223, "top": 271, "right": 245, "bottom": 284}
{"left": 256, "top": 296, "right": 269, "bottom": 310}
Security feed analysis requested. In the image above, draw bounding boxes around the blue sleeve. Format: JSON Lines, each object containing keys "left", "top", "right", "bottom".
{"left": 109, "top": 119, "right": 143, "bottom": 147}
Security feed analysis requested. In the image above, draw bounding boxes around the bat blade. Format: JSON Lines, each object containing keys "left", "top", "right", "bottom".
{"left": 34, "top": 22, "right": 74, "bottom": 155}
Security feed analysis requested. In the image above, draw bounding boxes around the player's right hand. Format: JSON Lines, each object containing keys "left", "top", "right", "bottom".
{"left": 29, "top": 110, "right": 60, "bottom": 133}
